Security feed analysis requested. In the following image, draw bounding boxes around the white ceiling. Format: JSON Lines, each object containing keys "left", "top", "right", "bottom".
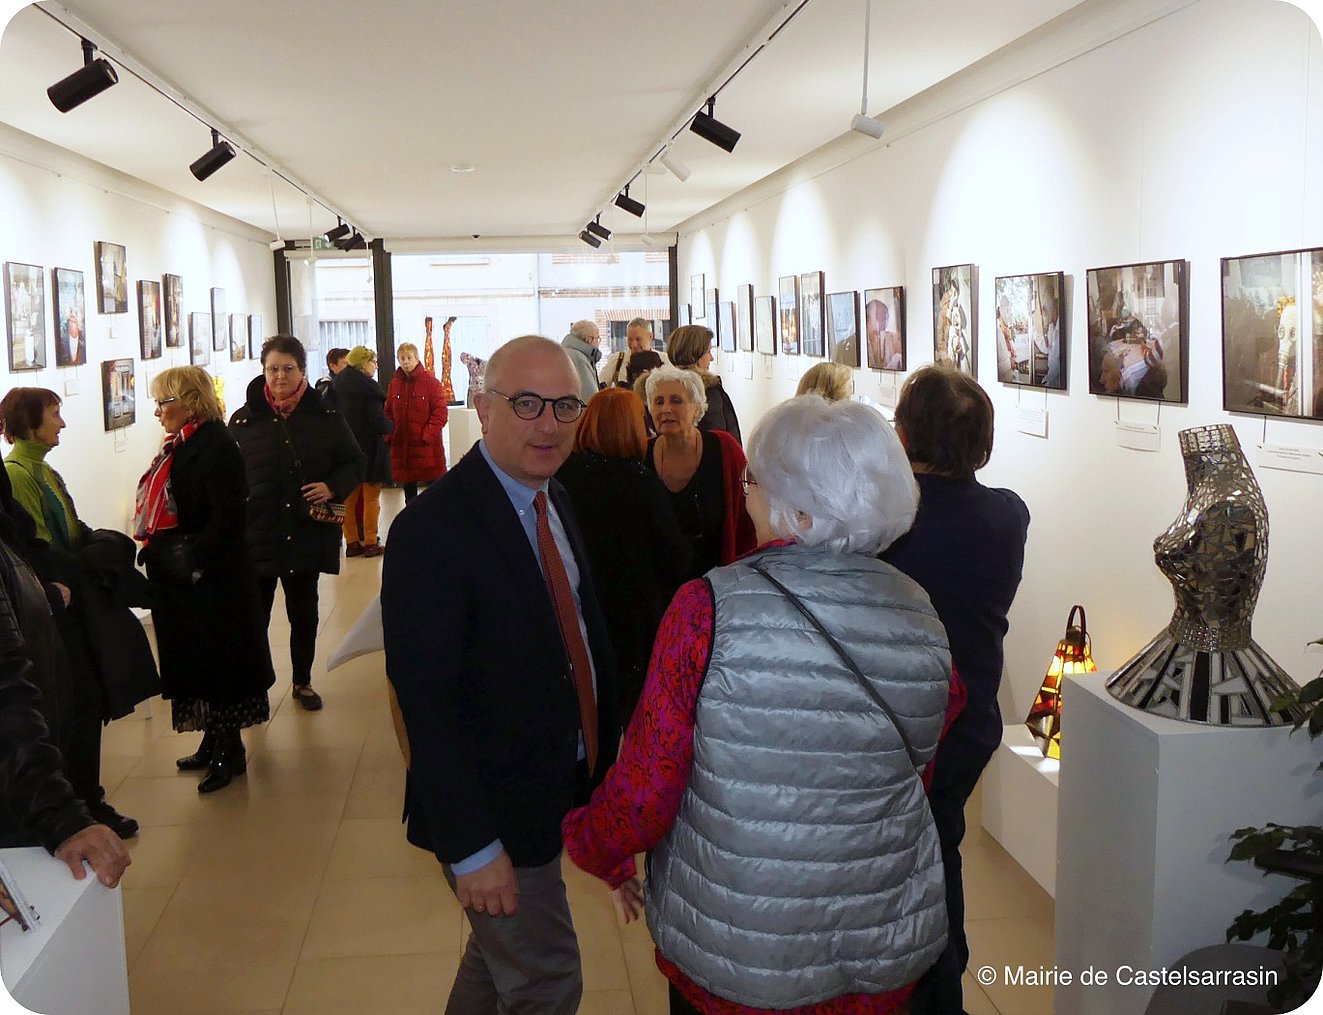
{"left": 0, "top": 0, "right": 1084, "bottom": 245}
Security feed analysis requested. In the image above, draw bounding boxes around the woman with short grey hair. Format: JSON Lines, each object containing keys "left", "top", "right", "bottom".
{"left": 564, "top": 393, "right": 959, "bottom": 1015}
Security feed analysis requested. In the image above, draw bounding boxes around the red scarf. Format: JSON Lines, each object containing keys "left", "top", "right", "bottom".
{"left": 264, "top": 378, "right": 308, "bottom": 419}
{"left": 134, "top": 419, "right": 202, "bottom": 541}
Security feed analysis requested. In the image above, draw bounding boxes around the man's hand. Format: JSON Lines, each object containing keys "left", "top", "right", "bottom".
{"left": 54, "top": 824, "right": 131, "bottom": 888}
{"left": 610, "top": 876, "right": 644, "bottom": 925}
{"left": 454, "top": 851, "right": 518, "bottom": 917}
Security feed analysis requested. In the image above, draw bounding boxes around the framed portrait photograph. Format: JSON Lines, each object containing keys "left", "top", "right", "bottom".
{"left": 932, "top": 264, "right": 977, "bottom": 377}
{"left": 1222, "top": 246, "right": 1323, "bottom": 420}
{"left": 736, "top": 284, "right": 754, "bottom": 353}
{"left": 5, "top": 262, "right": 47, "bottom": 371}
{"left": 691, "top": 274, "right": 705, "bottom": 320}
{"left": 718, "top": 301, "right": 736, "bottom": 354}
{"left": 249, "top": 314, "right": 264, "bottom": 359}
{"left": 94, "top": 241, "right": 127, "bottom": 314}
{"left": 163, "top": 274, "right": 183, "bottom": 348}
{"left": 138, "top": 280, "right": 163, "bottom": 360}
{"left": 101, "top": 358, "right": 136, "bottom": 431}
{"left": 230, "top": 314, "right": 246, "bottom": 362}
{"left": 210, "top": 288, "right": 226, "bottom": 351}
{"left": 778, "top": 275, "right": 799, "bottom": 355}
{"left": 1086, "top": 259, "right": 1187, "bottom": 403}
{"left": 799, "top": 271, "right": 825, "bottom": 358}
{"left": 52, "top": 267, "right": 86, "bottom": 367}
{"left": 994, "top": 272, "right": 1065, "bottom": 389}
{"left": 755, "top": 295, "right": 776, "bottom": 356}
{"left": 189, "top": 312, "right": 211, "bottom": 366}
{"left": 863, "top": 287, "right": 905, "bottom": 371}
{"left": 705, "top": 289, "right": 718, "bottom": 345}
{"left": 826, "top": 291, "right": 860, "bottom": 367}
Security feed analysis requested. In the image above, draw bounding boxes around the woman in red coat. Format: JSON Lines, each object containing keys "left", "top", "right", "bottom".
{"left": 385, "top": 342, "right": 448, "bottom": 502}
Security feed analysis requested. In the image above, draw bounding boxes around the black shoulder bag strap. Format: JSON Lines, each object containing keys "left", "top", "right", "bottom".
{"left": 750, "top": 563, "right": 924, "bottom": 776}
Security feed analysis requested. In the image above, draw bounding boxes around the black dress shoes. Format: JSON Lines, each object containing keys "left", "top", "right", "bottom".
{"left": 176, "top": 731, "right": 216, "bottom": 771}
{"left": 88, "top": 800, "right": 140, "bottom": 840}
{"left": 198, "top": 730, "right": 247, "bottom": 794}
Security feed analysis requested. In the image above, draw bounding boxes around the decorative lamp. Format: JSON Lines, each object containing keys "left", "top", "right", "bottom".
{"left": 1025, "top": 604, "right": 1095, "bottom": 759}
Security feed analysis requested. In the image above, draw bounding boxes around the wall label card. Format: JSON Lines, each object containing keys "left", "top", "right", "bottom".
{"left": 63, "top": 378, "right": 80, "bottom": 396}
{"left": 1116, "top": 421, "right": 1160, "bottom": 452}
{"left": 743, "top": 356, "right": 753, "bottom": 381}
{"left": 1257, "top": 443, "right": 1323, "bottom": 476}
{"left": 1016, "top": 406, "right": 1049, "bottom": 438}
{"left": 875, "top": 383, "right": 898, "bottom": 409}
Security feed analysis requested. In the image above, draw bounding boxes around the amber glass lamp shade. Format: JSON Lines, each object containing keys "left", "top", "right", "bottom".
{"left": 1025, "top": 604, "right": 1096, "bottom": 759}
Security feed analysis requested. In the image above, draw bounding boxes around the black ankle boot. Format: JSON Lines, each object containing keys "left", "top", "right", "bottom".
{"left": 176, "top": 731, "right": 217, "bottom": 771}
{"left": 198, "top": 730, "right": 247, "bottom": 794}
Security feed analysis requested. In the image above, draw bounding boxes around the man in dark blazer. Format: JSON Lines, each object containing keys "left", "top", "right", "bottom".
{"left": 383, "top": 335, "right": 618, "bottom": 1014}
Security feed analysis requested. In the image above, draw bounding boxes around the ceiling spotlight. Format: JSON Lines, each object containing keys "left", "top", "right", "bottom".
{"left": 640, "top": 233, "right": 655, "bottom": 247}
{"left": 689, "top": 97, "right": 740, "bottom": 153}
{"left": 345, "top": 232, "right": 368, "bottom": 251}
{"left": 851, "top": 0, "right": 885, "bottom": 141}
{"left": 324, "top": 219, "right": 351, "bottom": 242}
{"left": 614, "top": 187, "right": 645, "bottom": 218}
{"left": 660, "top": 150, "right": 690, "bottom": 182}
{"left": 578, "top": 229, "right": 602, "bottom": 249}
{"left": 851, "top": 113, "right": 886, "bottom": 139}
{"left": 586, "top": 217, "right": 611, "bottom": 241}
{"left": 641, "top": 162, "right": 667, "bottom": 175}
{"left": 47, "top": 39, "right": 118, "bottom": 113}
{"left": 189, "top": 128, "right": 237, "bottom": 181}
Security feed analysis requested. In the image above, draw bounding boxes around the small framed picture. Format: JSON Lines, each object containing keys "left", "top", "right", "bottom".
{"left": 189, "top": 312, "right": 211, "bottom": 366}
{"left": 826, "top": 291, "right": 860, "bottom": 368}
{"left": 210, "top": 288, "right": 226, "bottom": 351}
{"left": 53, "top": 267, "right": 87, "bottom": 367}
{"left": 994, "top": 272, "right": 1065, "bottom": 389}
{"left": 863, "top": 287, "right": 905, "bottom": 371}
{"left": 163, "top": 274, "right": 183, "bottom": 348}
{"left": 248, "top": 314, "right": 264, "bottom": 359}
{"left": 691, "top": 274, "right": 705, "bottom": 319}
{"left": 679, "top": 304, "right": 691, "bottom": 326}
{"left": 94, "top": 241, "right": 127, "bottom": 314}
{"left": 736, "top": 284, "right": 754, "bottom": 353}
{"left": 1086, "top": 259, "right": 1187, "bottom": 403}
{"left": 138, "top": 279, "right": 163, "bottom": 360}
{"left": 5, "top": 262, "right": 47, "bottom": 371}
{"left": 705, "top": 289, "right": 718, "bottom": 344}
{"left": 101, "top": 358, "right": 136, "bottom": 431}
{"left": 778, "top": 275, "right": 799, "bottom": 355}
{"left": 718, "top": 301, "right": 736, "bottom": 354}
{"left": 230, "top": 314, "right": 246, "bottom": 362}
{"left": 755, "top": 295, "right": 776, "bottom": 356}
{"left": 932, "top": 264, "right": 977, "bottom": 377}
{"left": 799, "top": 271, "right": 825, "bottom": 358}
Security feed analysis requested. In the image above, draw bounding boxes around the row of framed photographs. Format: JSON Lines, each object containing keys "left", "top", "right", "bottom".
{"left": 688, "top": 245, "right": 1323, "bottom": 420}
{"left": 2, "top": 259, "right": 262, "bottom": 371}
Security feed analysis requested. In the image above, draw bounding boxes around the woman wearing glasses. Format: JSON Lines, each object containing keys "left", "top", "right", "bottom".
{"left": 564, "top": 395, "right": 961, "bottom": 1015}
{"left": 230, "top": 336, "right": 364, "bottom": 714}
{"left": 137, "top": 367, "right": 276, "bottom": 793}
{"left": 643, "top": 365, "right": 754, "bottom": 584}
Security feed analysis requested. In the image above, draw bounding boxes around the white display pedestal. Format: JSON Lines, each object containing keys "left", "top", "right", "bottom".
{"left": 0, "top": 846, "right": 129, "bottom": 1015}
{"left": 981, "top": 724, "right": 1060, "bottom": 896}
{"left": 446, "top": 407, "right": 480, "bottom": 462}
{"left": 1054, "top": 673, "right": 1321, "bottom": 1015}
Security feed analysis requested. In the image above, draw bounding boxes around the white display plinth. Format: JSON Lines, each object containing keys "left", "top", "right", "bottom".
{"left": 446, "top": 407, "right": 480, "bottom": 462}
{"left": 0, "top": 846, "right": 129, "bottom": 1015}
{"left": 981, "top": 724, "right": 1060, "bottom": 896}
{"left": 1054, "top": 673, "right": 1321, "bottom": 1015}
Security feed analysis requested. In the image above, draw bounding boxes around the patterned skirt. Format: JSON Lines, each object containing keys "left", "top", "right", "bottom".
{"left": 171, "top": 693, "right": 270, "bottom": 734}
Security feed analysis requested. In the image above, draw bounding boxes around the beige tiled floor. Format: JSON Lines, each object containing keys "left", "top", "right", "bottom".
{"left": 101, "top": 489, "right": 1055, "bottom": 1015}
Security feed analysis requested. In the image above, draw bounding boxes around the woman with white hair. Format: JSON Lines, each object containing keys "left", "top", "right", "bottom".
{"left": 564, "top": 395, "right": 961, "bottom": 1015}
{"left": 643, "top": 364, "right": 755, "bottom": 582}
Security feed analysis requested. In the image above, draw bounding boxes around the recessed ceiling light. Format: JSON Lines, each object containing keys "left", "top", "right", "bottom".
{"left": 450, "top": 163, "right": 477, "bottom": 173}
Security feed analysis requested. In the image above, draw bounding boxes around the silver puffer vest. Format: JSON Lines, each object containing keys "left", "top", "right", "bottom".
{"left": 646, "top": 542, "right": 951, "bottom": 1009}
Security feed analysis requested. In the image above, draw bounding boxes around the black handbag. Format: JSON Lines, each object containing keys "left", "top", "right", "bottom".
{"left": 143, "top": 532, "right": 199, "bottom": 584}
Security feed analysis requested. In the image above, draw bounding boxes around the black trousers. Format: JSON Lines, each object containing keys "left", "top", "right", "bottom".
{"left": 256, "top": 571, "right": 320, "bottom": 687}
{"left": 55, "top": 609, "right": 104, "bottom": 807}
{"left": 402, "top": 482, "right": 419, "bottom": 503}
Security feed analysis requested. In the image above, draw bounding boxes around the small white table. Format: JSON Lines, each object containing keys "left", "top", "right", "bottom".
{"left": 981, "top": 723, "right": 1060, "bottom": 896}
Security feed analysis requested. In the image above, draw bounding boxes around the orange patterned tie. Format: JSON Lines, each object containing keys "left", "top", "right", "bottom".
{"left": 533, "top": 491, "right": 598, "bottom": 770}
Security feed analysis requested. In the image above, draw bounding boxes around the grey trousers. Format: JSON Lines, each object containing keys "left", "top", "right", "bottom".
{"left": 442, "top": 855, "right": 582, "bottom": 1015}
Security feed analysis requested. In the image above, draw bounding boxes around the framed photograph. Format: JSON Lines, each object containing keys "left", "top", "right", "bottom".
{"left": 230, "top": 314, "right": 246, "bottom": 362}
{"left": 101, "top": 358, "right": 136, "bottom": 431}
{"left": 778, "top": 275, "right": 799, "bottom": 355}
{"left": 4, "top": 262, "right": 46, "bottom": 371}
{"left": 138, "top": 280, "right": 163, "bottom": 360}
{"left": 755, "top": 295, "right": 776, "bottom": 356}
{"left": 210, "top": 288, "right": 226, "bottom": 351}
{"left": 249, "top": 314, "right": 264, "bottom": 358}
{"left": 705, "top": 289, "right": 718, "bottom": 345}
{"left": 1086, "top": 259, "right": 1188, "bottom": 403}
{"left": 1222, "top": 247, "right": 1323, "bottom": 419}
{"left": 994, "top": 272, "right": 1065, "bottom": 389}
{"left": 52, "top": 267, "right": 86, "bottom": 367}
{"left": 189, "top": 312, "right": 211, "bottom": 366}
{"left": 826, "top": 291, "right": 860, "bottom": 367}
{"left": 799, "top": 271, "right": 825, "bottom": 358}
{"left": 691, "top": 274, "right": 705, "bottom": 320}
{"left": 93, "top": 241, "right": 127, "bottom": 314}
{"left": 735, "top": 284, "right": 754, "bottom": 353}
{"left": 163, "top": 274, "right": 183, "bottom": 348}
{"left": 864, "top": 287, "right": 905, "bottom": 371}
{"left": 932, "top": 264, "right": 977, "bottom": 376}
{"left": 718, "top": 301, "right": 736, "bottom": 353}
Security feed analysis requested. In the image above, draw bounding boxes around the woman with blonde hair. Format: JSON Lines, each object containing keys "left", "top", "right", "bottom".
{"left": 385, "top": 341, "right": 448, "bottom": 503}
{"left": 136, "top": 366, "right": 275, "bottom": 793}
{"left": 796, "top": 361, "right": 854, "bottom": 402}
{"left": 666, "top": 324, "right": 741, "bottom": 443}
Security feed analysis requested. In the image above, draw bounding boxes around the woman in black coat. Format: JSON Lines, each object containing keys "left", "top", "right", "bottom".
{"left": 332, "top": 345, "right": 392, "bottom": 556}
{"left": 137, "top": 366, "right": 276, "bottom": 793}
{"left": 229, "top": 336, "right": 365, "bottom": 711}
{"left": 554, "top": 387, "right": 690, "bottom": 726}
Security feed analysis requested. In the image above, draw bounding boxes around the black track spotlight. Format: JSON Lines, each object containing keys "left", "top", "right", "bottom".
{"left": 324, "top": 219, "right": 351, "bottom": 242}
{"left": 578, "top": 229, "right": 602, "bottom": 249}
{"left": 614, "top": 187, "right": 645, "bottom": 218}
{"left": 689, "top": 96, "right": 740, "bottom": 153}
{"left": 345, "top": 232, "right": 368, "bottom": 251}
{"left": 586, "top": 217, "right": 611, "bottom": 241}
{"left": 189, "top": 128, "right": 237, "bottom": 182}
{"left": 48, "top": 39, "right": 119, "bottom": 113}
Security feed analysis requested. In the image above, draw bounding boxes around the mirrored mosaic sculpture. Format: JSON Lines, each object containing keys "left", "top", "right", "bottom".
{"left": 1106, "top": 425, "right": 1304, "bottom": 726}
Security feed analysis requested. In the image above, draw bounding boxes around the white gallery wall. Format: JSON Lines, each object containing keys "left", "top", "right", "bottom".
{"left": 677, "top": 0, "right": 1323, "bottom": 721}
{"left": 0, "top": 122, "right": 276, "bottom": 534}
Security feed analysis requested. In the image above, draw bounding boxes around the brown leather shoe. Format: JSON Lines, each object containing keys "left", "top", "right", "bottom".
{"left": 363, "top": 543, "right": 385, "bottom": 558}
{"left": 345, "top": 542, "right": 364, "bottom": 557}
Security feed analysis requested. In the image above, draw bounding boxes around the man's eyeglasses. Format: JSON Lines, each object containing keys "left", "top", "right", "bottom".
{"left": 154, "top": 397, "right": 178, "bottom": 409}
{"left": 487, "top": 388, "right": 586, "bottom": 424}
{"left": 740, "top": 472, "right": 758, "bottom": 494}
